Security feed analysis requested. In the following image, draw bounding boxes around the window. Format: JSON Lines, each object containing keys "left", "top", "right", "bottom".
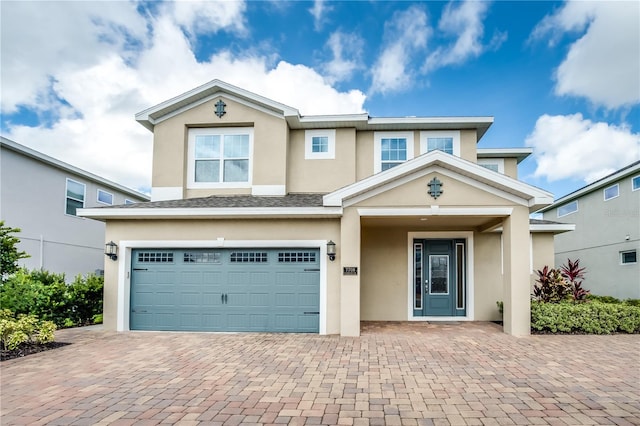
{"left": 374, "top": 131, "right": 414, "bottom": 173}
{"left": 278, "top": 251, "right": 317, "bottom": 263}
{"left": 477, "top": 158, "right": 505, "bottom": 174}
{"left": 187, "top": 127, "right": 253, "bottom": 188}
{"left": 604, "top": 184, "right": 619, "bottom": 201}
{"left": 557, "top": 200, "right": 578, "bottom": 217}
{"left": 420, "top": 131, "right": 461, "bottom": 156}
{"left": 621, "top": 250, "right": 637, "bottom": 264}
{"left": 230, "top": 252, "right": 268, "bottom": 263}
{"left": 305, "top": 129, "right": 335, "bottom": 159}
{"left": 124, "top": 199, "right": 135, "bottom": 205}
{"left": 97, "top": 189, "right": 113, "bottom": 205}
{"left": 65, "top": 179, "right": 85, "bottom": 216}
{"left": 137, "top": 252, "right": 174, "bottom": 263}
{"left": 632, "top": 175, "right": 640, "bottom": 191}
{"left": 184, "top": 252, "right": 221, "bottom": 264}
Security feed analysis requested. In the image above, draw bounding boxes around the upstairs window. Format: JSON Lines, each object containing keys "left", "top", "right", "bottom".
{"left": 632, "top": 175, "right": 639, "bottom": 191}
{"left": 305, "top": 129, "right": 335, "bottom": 159}
{"left": 477, "top": 158, "right": 505, "bottom": 174}
{"left": 374, "top": 131, "right": 414, "bottom": 173}
{"left": 97, "top": 189, "right": 113, "bottom": 205}
{"left": 187, "top": 128, "right": 253, "bottom": 188}
{"left": 420, "top": 131, "right": 461, "bottom": 156}
{"left": 604, "top": 184, "right": 619, "bottom": 201}
{"left": 65, "top": 179, "right": 85, "bottom": 216}
{"left": 124, "top": 199, "right": 135, "bottom": 205}
{"left": 557, "top": 200, "right": 578, "bottom": 217}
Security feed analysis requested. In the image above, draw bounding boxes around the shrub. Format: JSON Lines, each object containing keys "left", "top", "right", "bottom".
{"left": 0, "top": 221, "right": 29, "bottom": 281}
{"left": 0, "top": 309, "right": 56, "bottom": 350}
{"left": 531, "top": 301, "right": 640, "bottom": 334}
{"left": 69, "top": 273, "right": 103, "bottom": 326}
{"left": 533, "top": 266, "right": 570, "bottom": 302}
{"left": 559, "top": 259, "right": 590, "bottom": 302}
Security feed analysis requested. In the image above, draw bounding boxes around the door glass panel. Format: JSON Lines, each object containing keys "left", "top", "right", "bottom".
{"left": 456, "top": 243, "right": 465, "bottom": 309}
{"left": 414, "top": 243, "right": 423, "bottom": 309}
{"left": 429, "top": 255, "right": 449, "bottom": 294}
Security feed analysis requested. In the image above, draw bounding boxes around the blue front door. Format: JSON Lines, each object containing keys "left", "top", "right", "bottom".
{"left": 413, "top": 239, "right": 466, "bottom": 317}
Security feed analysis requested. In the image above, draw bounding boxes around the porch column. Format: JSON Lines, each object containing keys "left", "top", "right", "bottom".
{"left": 502, "top": 206, "right": 531, "bottom": 336}
{"left": 340, "top": 207, "right": 361, "bottom": 337}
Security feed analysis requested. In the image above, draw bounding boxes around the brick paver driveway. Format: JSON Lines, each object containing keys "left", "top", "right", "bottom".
{"left": 1, "top": 322, "right": 638, "bottom": 425}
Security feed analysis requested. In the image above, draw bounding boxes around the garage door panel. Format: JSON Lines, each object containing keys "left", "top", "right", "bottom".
{"left": 131, "top": 248, "right": 319, "bottom": 332}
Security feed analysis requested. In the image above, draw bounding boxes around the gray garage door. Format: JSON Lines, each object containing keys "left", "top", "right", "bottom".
{"left": 130, "top": 248, "right": 320, "bottom": 332}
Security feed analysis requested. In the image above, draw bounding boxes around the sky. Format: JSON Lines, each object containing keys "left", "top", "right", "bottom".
{"left": 1, "top": 0, "right": 639, "bottom": 201}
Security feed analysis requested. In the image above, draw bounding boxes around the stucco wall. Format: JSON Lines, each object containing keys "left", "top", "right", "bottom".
{"left": 473, "top": 232, "right": 503, "bottom": 321}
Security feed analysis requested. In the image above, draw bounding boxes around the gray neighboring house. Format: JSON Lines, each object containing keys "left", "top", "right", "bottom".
{"left": 0, "top": 136, "right": 149, "bottom": 280}
{"left": 538, "top": 161, "right": 640, "bottom": 299}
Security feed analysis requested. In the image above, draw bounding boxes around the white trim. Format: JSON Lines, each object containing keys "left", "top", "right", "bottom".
{"left": 633, "top": 175, "right": 640, "bottom": 192}
{"left": 407, "top": 231, "right": 474, "bottom": 322}
{"left": 529, "top": 223, "right": 575, "bottom": 233}
{"left": 65, "top": 178, "right": 86, "bottom": 217}
{"left": 97, "top": 189, "right": 114, "bottom": 205}
{"left": 603, "top": 183, "right": 619, "bottom": 201}
{"left": 251, "top": 185, "right": 286, "bottom": 196}
{"left": 151, "top": 186, "right": 183, "bottom": 201}
{"left": 118, "top": 239, "right": 329, "bottom": 335}
{"left": 186, "top": 127, "right": 254, "bottom": 190}
{"left": 477, "top": 148, "right": 532, "bottom": 163}
{"left": 79, "top": 206, "right": 343, "bottom": 220}
{"left": 358, "top": 207, "right": 513, "bottom": 217}
{"left": 374, "top": 131, "right": 415, "bottom": 173}
{"left": 477, "top": 158, "right": 505, "bottom": 174}
{"left": 529, "top": 234, "right": 533, "bottom": 273}
{"left": 305, "top": 129, "right": 336, "bottom": 160}
{"left": 420, "top": 130, "right": 460, "bottom": 156}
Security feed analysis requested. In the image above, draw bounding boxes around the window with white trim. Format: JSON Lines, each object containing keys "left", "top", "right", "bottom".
{"left": 621, "top": 250, "right": 637, "bottom": 265}
{"left": 420, "top": 131, "right": 460, "bottom": 156}
{"left": 604, "top": 184, "right": 619, "bottom": 201}
{"left": 477, "top": 158, "right": 505, "bottom": 174}
{"left": 374, "top": 131, "right": 414, "bottom": 173}
{"left": 187, "top": 127, "right": 253, "bottom": 188}
{"left": 124, "top": 199, "right": 135, "bottom": 205}
{"left": 305, "top": 129, "right": 335, "bottom": 159}
{"left": 65, "top": 179, "right": 85, "bottom": 216}
{"left": 557, "top": 200, "right": 578, "bottom": 217}
{"left": 632, "top": 175, "right": 639, "bottom": 191}
{"left": 97, "top": 189, "right": 113, "bottom": 205}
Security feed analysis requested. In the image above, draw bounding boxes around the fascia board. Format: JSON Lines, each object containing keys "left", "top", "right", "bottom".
{"left": 357, "top": 207, "right": 513, "bottom": 217}
{"left": 78, "top": 207, "right": 343, "bottom": 220}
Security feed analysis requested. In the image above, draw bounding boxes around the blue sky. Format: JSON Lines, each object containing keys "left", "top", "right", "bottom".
{"left": 1, "top": 0, "right": 639, "bottom": 200}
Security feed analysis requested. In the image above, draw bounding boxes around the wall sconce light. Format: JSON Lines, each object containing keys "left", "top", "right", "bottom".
{"left": 105, "top": 241, "right": 118, "bottom": 261}
{"left": 327, "top": 240, "right": 336, "bottom": 261}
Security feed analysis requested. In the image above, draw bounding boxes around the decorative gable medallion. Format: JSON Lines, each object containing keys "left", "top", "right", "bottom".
{"left": 214, "top": 100, "right": 226, "bottom": 118}
{"left": 428, "top": 177, "right": 443, "bottom": 199}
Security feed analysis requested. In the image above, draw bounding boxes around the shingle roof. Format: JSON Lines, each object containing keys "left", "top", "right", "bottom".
{"left": 111, "top": 193, "right": 326, "bottom": 209}
{"left": 529, "top": 218, "right": 565, "bottom": 225}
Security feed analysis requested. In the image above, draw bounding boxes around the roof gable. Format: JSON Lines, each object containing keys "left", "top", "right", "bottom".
{"left": 323, "top": 150, "right": 553, "bottom": 212}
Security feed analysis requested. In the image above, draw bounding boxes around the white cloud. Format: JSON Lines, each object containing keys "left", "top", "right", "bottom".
{"left": 171, "top": 0, "right": 247, "bottom": 37}
{"left": 309, "top": 0, "right": 332, "bottom": 31}
{"left": 1, "top": 2, "right": 366, "bottom": 193}
{"left": 370, "top": 5, "right": 430, "bottom": 95}
{"left": 526, "top": 114, "right": 640, "bottom": 183}
{"left": 531, "top": 1, "right": 640, "bottom": 109}
{"left": 322, "top": 31, "right": 365, "bottom": 84}
{"left": 423, "top": 0, "right": 493, "bottom": 72}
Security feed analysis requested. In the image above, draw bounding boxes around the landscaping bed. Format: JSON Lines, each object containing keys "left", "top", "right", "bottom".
{"left": 1, "top": 341, "right": 70, "bottom": 362}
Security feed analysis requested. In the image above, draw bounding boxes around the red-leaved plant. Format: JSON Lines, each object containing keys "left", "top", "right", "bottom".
{"left": 560, "top": 258, "right": 590, "bottom": 302}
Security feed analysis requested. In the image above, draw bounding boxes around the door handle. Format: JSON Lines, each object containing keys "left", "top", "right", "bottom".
{"left": 224, "top": 293, "right": 228, "bottom": 304}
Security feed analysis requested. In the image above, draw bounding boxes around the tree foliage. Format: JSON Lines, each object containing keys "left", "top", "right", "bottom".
{"left": 0, "top": 221, "right": 29, "bottom": 280}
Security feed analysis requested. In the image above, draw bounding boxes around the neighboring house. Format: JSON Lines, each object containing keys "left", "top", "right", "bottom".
{"left": 538, "top": 161, "right": 640, "bottom": 299}
{"left": 80, "top": 80, "right": 571, "bottom": 336}
{"left": 0, "top": 137, "right": 149, "bottom": 280}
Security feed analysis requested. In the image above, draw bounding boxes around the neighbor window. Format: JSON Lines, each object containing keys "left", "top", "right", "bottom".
{"left": 65, "top": 179, "right": 85, "bottom": 216}
{"left": 604, "top": 184, "right": 619, "bottom": 201}
{"left": 632, "top": 175, "right": 640, "bottom": 191}
{"left": 420, "top": 131, "right": 461, "bottom": 156}
{"left": 305, "top": 129, "right": 336, "bottom": 159}
{"left": 124, "top": 199, "right": 135, "bottom": 205}
{"left": 187, "top": 127, "right": 253, "bottom": 188}
{"left": 97, "top": 189, "right": 113, "bottom": 205}
{"left": 621, "top": 250, "right": 637, "bottom": 264}
{"left": 477, "top": 158, "right": 505, "bottom": 174}
{"left": 557, "top": 200, "right": 578, "bottom": 217}
{"left": 374, "top": 131, "right": 414, "bottom": 173}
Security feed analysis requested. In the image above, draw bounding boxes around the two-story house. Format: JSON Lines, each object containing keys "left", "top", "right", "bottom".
{"left": 80, "top": 80, "right": 570, "bottom": 336}
{"left": 538, "top": 161, "right": 640, "bottom": 299}
{"left": 0, "top": 136, "right": 149, "bottom": 280}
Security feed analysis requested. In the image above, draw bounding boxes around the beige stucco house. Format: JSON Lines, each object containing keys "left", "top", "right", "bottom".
{"left": 80, "top": 80, "right": 571, "bottom": 336}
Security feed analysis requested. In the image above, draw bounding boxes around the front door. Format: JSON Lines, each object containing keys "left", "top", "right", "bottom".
{"left": 413, "top": 239, "right": 466, "bottom": 317}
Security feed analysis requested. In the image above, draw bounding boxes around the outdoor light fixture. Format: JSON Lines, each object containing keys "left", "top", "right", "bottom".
{"left": 327, "top": 240, "right": 336, "bottom": 261}
{"left": 105, "top": 241, "right": 118, "bottom": 261}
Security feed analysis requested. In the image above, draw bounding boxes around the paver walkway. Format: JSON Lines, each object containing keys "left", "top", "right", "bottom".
{"left": 1, "top": 322, "right": 638, "bottom": 425}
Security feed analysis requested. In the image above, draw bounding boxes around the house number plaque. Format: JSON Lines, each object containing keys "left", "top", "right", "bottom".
{"left": 343, "top": 266, "right": 358, "bottom": 276}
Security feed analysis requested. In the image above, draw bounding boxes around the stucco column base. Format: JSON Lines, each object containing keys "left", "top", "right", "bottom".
{"left": 503, "top": 207, "right": 531, "bottom": 336}
{"left": 340, "top": 208, "right": 361, "bottom": 337}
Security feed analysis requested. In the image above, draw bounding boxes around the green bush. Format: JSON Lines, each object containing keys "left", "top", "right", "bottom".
{"left": 0, "top": 309, "right": 56, "bottom": 350}
{"left": 531, "top": 301, "right": 640, "bottom": 334}
{"left": 0, "top": 269, "right": 103, "bottom": 328}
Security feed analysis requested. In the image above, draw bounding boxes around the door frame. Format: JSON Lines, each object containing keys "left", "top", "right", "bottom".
{"left": 116, "top": 239, "right": 329, "bottom": 334}
{"left": 406, "top": 231, "right": 475, "bottom": 321}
